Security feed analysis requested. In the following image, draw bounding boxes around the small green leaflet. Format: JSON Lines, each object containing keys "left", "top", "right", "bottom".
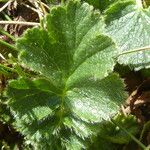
{"left": 7, "top": 0, "right": 126, "bottom": 149}
{"left": 105, "top": 1, "right": 150, "bottom": 70}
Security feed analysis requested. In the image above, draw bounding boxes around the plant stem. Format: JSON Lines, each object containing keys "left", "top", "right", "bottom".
{"left": 34, "top": 1, "right": 43, "bottom": 20}
{"left": 0, "top": 21, "right": 40, "bottom": 26}
{"left": 0, "top": 53, "right": 5, "bottom": 60}
{"left": 2, "top": 12, "right": 12, "bottom": 21}
{"left": 22, "top": 3, "right": 43, "bottom": 16}
{"left": 0, "top": 39, "right": 18, "bottom": 52}
{"left": 0, "top": 0, "right": 13, "bottom": 12}
{"left": 118, "top": 46, "right": 150, "bottom": 57}
{"left": 0, "top": 63, "right": 16, "bottom": 75}
{"left": 0, "top": 28, "right": 15, "bottom": 41}
{"left": 38, "top": 1, "right": 50, "bottom": 10}
{"left": 111, "top": 119, "right": 147, "bottom": 150}
{"left": 39, "top": 1, "right": 47, "bottom": 15}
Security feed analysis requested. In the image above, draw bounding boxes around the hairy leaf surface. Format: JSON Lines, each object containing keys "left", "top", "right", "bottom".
{"left": 7, "top": 0, "right": 126, "bottom": 149}
{"left": 105, "top": 1, "right": 150, "bottom": 70}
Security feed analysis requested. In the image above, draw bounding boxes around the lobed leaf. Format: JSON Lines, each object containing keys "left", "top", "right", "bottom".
{"left": 105, "top": 1, "right": 150, "bottom": 70}
{"left": 7, "top": 0, "right": 127, "bottom": 149}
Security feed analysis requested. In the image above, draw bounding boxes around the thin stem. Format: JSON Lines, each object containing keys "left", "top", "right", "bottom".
{"left": 0, "top": 39, "right": 18, "bottom": 52}
{"left": 111, "top": 119, "right": 147, "bottom": 150}
{"left": 0, "top": 63, "right": 16, "bottom": 74}
{"left": 2, "top": 12, "right": 12, "bottom": 21}
{"left": 38, "top": 0, "right": 47, "bottom": 15}
{"left": 118, "top": 45, "right": 150, "bottom": 57}
{"left": 0, "top": 21, "right": 40, "bottom": 26}
{"left": 0, "top": 0, "right": 13, "bottom": 12}
{"left": 22, "top": 3, "right": 43, "bottom": 16}
{"left": 0, "top": 53, "right": 6, "bottom": 60}
{"left": 33, "top": 1, "right": 43, "bottom": 20}
{"left": 0, "top": 28, "right": 15, "bottom": 41}
{"left": 38, "top": 1, "right": 50, "bottom": 10}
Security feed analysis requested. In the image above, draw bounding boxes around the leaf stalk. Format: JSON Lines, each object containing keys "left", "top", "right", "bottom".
{"left": 117, "top": 46, "right": 150, "bottom": 57}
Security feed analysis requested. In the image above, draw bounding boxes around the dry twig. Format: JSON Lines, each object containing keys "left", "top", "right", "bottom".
{"left": 0, "top": 20, "right": 40, "bottom": 26}
{"left": 0, "top": 0, "right": 14, "bottom": 12}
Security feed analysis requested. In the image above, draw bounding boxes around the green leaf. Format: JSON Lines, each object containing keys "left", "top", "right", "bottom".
{"left": 141, "top": 68, "right": 150, "bottom": 77}
{"left": 7, "top": 0, "right": 126, "bottom": 149}
{"left": 81, "top": 0, "right": 102, "bottom": 10}
{"left": 83, "top": 0, "right": 135, "bottom": 12}
{"left": 88, "top": 138, "right": 122, "bottom": 150}
{"left": 105, "top": 1, "right": 150, "bottom": 70}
